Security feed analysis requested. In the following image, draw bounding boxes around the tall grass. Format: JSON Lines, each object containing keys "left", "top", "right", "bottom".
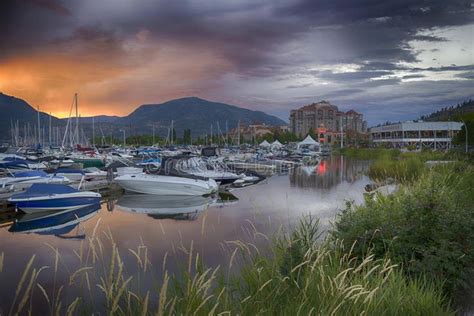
{"left": 0, "top": 217, "right": 453, "bottom": 314}
{"left": 368, "top": 155, "right": 426, "bottom": 182}
{"left": 333, "top": 163, "right": 474, "bottom": 303}
{"left": 340, "top": 148, "right": 400, "bottom": 160}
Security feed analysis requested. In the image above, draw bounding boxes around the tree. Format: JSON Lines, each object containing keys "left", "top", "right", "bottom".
{"left": 183, "top": 129, "right": 192, "bottom": 144}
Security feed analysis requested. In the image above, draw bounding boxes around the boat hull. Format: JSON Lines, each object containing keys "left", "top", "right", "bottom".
{"left": 9, "top": 191, "right": 101, "bottom": 213}
{"left": 115, "top": 174, "right": 218, "bottom": 196}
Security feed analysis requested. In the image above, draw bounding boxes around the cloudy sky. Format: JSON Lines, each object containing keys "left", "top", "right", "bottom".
{"left": 0, "top": 0, "right": 472, "bottom": 124}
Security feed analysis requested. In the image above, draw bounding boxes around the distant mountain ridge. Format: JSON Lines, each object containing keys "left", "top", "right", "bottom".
{"left": 117, "top": 97, "right": 286, "bottom": 136}
{"left": 0, "top": 93, "right": 286, "bottom": 142}
{"left": 420, "top": 99, "right": 474, "bottom": 121}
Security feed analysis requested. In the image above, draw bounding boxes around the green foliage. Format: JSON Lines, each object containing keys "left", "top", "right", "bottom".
{"left": 452, "top": 112, "right": 474, "bottom": 146}
{"left": 274, "top": 131, "right": 299, "bottom": 143}
{"left": 1, "top": 215, "right": 453, "bottom": 314}
{"left": 368, "top": 155, "right": 426, "bottom": 182}
{"left": 126, "top": 134, "right": 164, "bottom": 146}
{"left": 182, "top": 128, "right": 192, "bottom": 144}
{"left": 341, "top": 148, "right": 400, "bottom": 160}
{"left": 333, "top": 163, "right": 474, "bottom": 299}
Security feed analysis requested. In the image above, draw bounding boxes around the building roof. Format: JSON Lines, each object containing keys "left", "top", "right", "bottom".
{"left": 370, "top": 121, "right": 463, "bottom": 133}
{"left": 300, "top": 101, "right": 338, "bottom": 111}
{"left": 345, "top": 110, "right": 361, "bottom": 115}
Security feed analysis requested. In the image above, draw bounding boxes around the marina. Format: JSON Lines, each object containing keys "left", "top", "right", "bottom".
{"left": 0, "top": 153, "right": 371, "bottom": 312}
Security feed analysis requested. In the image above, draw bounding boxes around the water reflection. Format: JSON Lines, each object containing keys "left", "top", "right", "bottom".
{"left": 290, "top": 156, "right": 370, "bottom": 189}
{"left": 115, "top": 194, "right": 216, "bottom": 220}
{"left": 0, "top": 157, "right": 373, "bottom": 312}
{"left": 9, "top": 203, "right": 100, "bottom": 238}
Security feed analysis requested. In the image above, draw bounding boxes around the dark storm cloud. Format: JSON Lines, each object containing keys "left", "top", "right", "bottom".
{"left": 402, "top": 74, "right": 426, "bottom": 79}
{"left": 315, "top": 70, "right": 393, "bottom": 82}
{"left": 0, "top": 0, "right": 473, "bottom": 124}
{"left": 456, "top": 72, "right": 474, "bottom": 79}
{"left": 2, "top": 0, "right": 472, "bottom": 68}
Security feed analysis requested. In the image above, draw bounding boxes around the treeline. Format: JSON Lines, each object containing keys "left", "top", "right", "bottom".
{"left": 92, "top": 129, "right": 304, "bottom": 146}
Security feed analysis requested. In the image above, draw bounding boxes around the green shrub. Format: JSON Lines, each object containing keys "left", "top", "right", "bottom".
{"left": 1, "top": 216, "right": 453, "bottom": 315}
{"left": 333, "top": 164, "right": 474, "bottom": 300}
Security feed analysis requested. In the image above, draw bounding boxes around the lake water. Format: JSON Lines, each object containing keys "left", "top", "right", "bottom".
{"left": 0, "top": 156, "right": 371, "bottom": 313}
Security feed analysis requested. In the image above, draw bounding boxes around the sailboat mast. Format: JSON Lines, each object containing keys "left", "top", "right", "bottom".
{"left": 237, "top": 120, "right": 240, "bottom": 146}
{"left": 75, "top": 93, "right": 79, "bottom": 146}
{"left": 37, "top": 104, "right": 41, "bottom": 146}
{"left": 49, "top": 113, "right": 52, "bottom": 146}
{"left": 92, "top": 116, "right": 95, "bottom": 147}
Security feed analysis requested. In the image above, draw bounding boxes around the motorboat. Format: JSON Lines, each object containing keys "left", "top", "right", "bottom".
{"left": 51, "top": 167, "right": 108, "bottom": 182}
{"left": 175, "top": 157, "right": 240, "bottom": 185}
{"left": 0, "top": 157, "right": 47, "bottom": 170}
{"left": 0, "top": 170, "right": 70, "bottom": 192}
{"left": 83, "top": 167, "right": 108, "bottom": 181}
{"left": 116, "top": 194, "right": 214, "bottom": 218}
{"left": 8, "top": 203, "right": 100, "bottom": 235}
{"left": 52, "top": 168, "right": 85, "bottom": 182}
{"left": 114, "top": 173, "right": 218, "bottom": 196}
{"left": 8, "top": 183, "right": 101, "bottom": 213}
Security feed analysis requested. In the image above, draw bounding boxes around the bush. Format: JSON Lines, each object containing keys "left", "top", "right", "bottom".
{"left": 333, "top": 164, "right": 474, "bottom": 300}
{"left": 0, "top": 217, "right": 453, "bottom": 315}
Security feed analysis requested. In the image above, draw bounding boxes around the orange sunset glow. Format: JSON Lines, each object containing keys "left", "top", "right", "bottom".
{"left": 0, "top": 32, "right": 233, "bottom": 117}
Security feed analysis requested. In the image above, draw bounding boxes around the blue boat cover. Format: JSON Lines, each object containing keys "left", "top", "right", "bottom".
{"left": 3, "top": 157, "right": 26, "bottom": 162}
{"left": 0, "top": 161, "right": 29, "bottom": 168}
{"left": 13, "top": 184, "right": 78, "bottom": 198}
{"left": 56, "top": 168, "right": 85, "bottom": 174}
{"left": 14, "top": 170, "right": 48, "bottom": 178}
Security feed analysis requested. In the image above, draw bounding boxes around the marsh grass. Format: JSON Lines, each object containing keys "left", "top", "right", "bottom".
{"left": 0, "top": 215, "right": 453, "bottom": 315}
{"left": 334, "top": 163, "right": 474, "bottom": 302}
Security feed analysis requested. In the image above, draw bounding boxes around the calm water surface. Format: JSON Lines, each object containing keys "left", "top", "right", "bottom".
{"left": 0, "top": 156, "right": 370, "bottom": 312}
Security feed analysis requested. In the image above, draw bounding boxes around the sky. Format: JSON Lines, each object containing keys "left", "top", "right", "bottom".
{"left": 0, "top": 0, "right": 472, "bottom": 125}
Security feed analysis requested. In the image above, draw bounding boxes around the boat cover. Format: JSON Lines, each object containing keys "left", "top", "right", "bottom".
{"left": 12, "top": 184, "right": 78, "bottom": 198}
{"left": 13, "top": 170, "right": 49, "bottom": 178}
{"left": 55, "top": 168, "right": 85, "bottom": 174}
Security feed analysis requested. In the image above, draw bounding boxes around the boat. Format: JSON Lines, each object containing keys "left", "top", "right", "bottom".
{"left": 52, "top": 168, "right": 85, "bottom": 182}
{"left": 0, "top": 170, "right": 70, "bottom": 192}
{"left": 175, "top": 157, "right": 240, "bottom": 185}
{"left": 8, "top": 183, "right": 101, "bottom": 213}
{"left": 8, "top": 203, "right": 100, "bottom": 235}
{"left": 114, "top": 173, "right": 218, "bottom": 196}
{"left": 50, "top": 167, "right": 108, "bottom": 182}
{"left": 226, "top": 161, "right": 276, "bottom": 177}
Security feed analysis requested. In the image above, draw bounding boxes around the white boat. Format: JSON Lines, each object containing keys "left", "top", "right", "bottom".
{"left": 116, "top": 167, "right": 143, "bottom": 176}
{"left": 8, "top": 183, "right": 101, "bottom": 214}
{"left": 114, "top": 173, "right": 218, "bottom": 196}
{"left": 0, "top": 170, "right": 70, "bottom": 192}
{"left": 176, "top": 157, "right": 240, "bottom": 185}
{"left": 226, "top": 161, "right": 276, "bottom": 176}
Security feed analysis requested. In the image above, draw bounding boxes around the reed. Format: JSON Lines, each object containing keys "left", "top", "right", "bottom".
{"left": 333, "top": 162, "right": 474, "bottom": 303}
{"left": 0, "top": 215, "right": 453, "bottom": 314}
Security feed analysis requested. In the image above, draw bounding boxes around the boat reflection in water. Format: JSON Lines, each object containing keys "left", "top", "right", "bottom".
{"left": 115, "top": 192, "right": 239, "bottom": 220}
{"left": 9, "top": 203, "right": 101, "bottom": 237}
{"left": 116, "top": 194, "right": 217, "bottom": 221}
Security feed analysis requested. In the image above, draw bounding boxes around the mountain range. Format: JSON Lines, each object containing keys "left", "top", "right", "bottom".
{"left": 0, "top": 93, "right": 286, "bottom": 142}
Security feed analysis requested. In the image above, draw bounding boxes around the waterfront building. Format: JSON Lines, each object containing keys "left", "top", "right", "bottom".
{"left": 289, "top": 101, "right": 367, "bottom": 144}
{"left": 369, "top": 121, "right": 463, "bottom": 150}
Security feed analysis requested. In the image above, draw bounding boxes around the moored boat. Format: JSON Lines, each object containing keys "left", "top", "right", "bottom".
{"left": 8, "top": 183, "right": 101, "bottom": 213}
{"left": 114, "top": 173, "right": 218, "bottom": 196}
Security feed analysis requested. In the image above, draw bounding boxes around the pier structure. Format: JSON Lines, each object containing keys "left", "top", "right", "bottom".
{"left": 369, "top": 121, "right": 463, "bottom": 150}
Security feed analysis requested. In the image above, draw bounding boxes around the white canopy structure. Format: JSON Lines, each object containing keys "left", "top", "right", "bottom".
{"left": 297, "top": 135, "right": 320, "bottom": 149}
{"left": 271, "top": 140, "right": 283, "bottom": 149}
{"left": 259, "top": 140, "right": 271, "bottom": 148}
